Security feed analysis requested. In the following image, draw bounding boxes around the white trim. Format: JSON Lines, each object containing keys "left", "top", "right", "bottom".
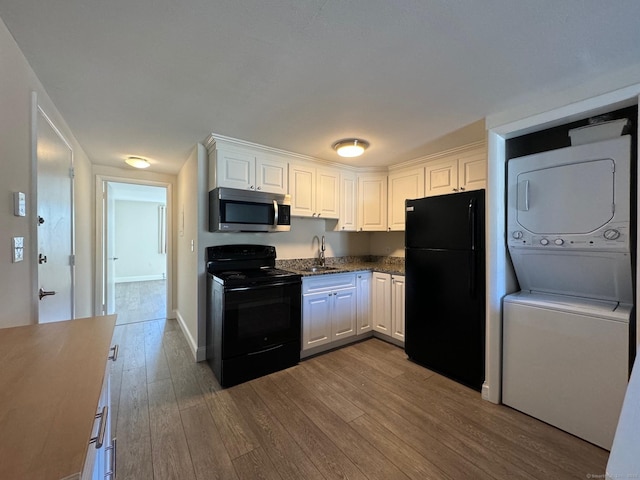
{"left": 388, "top": 140, "right": 486, "bottom": 171}
{"left": 115, "top": 275, "right": 166, "bottom": 283}
{"left": 175, "top": 309, "right": 203, "bottom": 361}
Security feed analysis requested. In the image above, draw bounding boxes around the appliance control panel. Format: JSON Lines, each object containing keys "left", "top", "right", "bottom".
{"left": 507, "top": 221, "right": 629, "bottom": 252}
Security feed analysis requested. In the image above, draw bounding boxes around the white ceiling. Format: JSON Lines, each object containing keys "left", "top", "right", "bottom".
{"left": 1, "top": 1, "right": 640, "bottom": 174}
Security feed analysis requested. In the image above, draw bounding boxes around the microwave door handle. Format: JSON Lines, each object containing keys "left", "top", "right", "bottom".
{"left": 273, "top": 200, "right": 279, "bottom": 227}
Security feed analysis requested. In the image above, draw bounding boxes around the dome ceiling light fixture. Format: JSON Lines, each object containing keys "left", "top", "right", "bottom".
{"left": 332, "top": 138, "right": 370, "bottom": 158}
{"left": 125, "top": 156, "right": 151, "bottom": 169}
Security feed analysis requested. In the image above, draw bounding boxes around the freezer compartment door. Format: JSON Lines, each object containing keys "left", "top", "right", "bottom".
{"left": 406, "top": 190, "right": 484, "bottom": 251}
{"left": 502, "top": 297, "right": 629, "bottom": 450}
{"left": 405, "top": 248, "right": 485, "bottom": 390}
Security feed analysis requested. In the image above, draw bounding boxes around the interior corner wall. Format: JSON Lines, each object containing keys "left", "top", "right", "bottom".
{"left": 0, "top": 16, "right": 93, "bottom": 327}
{"left": 175, "top": 145, "right": 200, "bottom": 359}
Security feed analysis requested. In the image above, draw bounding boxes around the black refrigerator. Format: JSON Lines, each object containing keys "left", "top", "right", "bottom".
{"left": 405, "top": 190, "right": 485, "bottom": 391}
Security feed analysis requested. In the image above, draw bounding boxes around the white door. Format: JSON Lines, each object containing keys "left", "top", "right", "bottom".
{"left": 371, "top": 272, "right": 391, "bottom": 333}
{"left": 332, "top": 288, "right": 357, "bottom": 340}
{"left": 37, "top": 107, "right": 74, "bottom": 323}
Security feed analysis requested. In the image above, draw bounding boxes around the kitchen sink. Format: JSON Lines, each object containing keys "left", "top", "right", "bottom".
{"left": 304, "top": 266, "right": 338, "bottom": 272}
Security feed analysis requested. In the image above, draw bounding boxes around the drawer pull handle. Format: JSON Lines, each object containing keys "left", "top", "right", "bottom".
{"left": 108, "top": 344, "right": 119, "bottom": 362}
{"left": 90, "top": 406, "right": 108, "bottom": 449}
{"left": 105, "top": 437, "right": 117, "bottom": 479}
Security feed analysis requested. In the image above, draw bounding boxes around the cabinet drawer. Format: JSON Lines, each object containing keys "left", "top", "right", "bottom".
{"left": 303, "top": 273, "right": 357, "bottom": 294}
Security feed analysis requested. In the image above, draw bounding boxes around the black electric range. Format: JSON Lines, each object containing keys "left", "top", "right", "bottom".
{"left": 205, "top": 245, "right": 301, "bottom": 388}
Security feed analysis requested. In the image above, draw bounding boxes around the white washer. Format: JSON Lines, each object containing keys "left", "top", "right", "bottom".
{"left": 503, "top": 291, "right": 630, "bottom": 450}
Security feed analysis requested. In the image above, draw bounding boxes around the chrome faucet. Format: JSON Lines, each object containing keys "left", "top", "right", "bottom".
{"left": 319, "top": 235, "right": 326, "bottom": 267}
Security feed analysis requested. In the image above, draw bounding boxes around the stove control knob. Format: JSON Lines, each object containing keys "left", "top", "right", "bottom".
{"left": 540, "top": 238, "right": 549, "bottom": 246}
{"left": 604, "top": 229, "right": 621, "bottom": 240}
{"left": 554, "top": 238, "right": 564, "bottom": 246}
{"left": 512, "top": 230, "right": 523, "bottom": 240}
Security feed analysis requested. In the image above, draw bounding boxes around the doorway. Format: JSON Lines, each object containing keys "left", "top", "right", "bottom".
{"left": 97, "top": 179, "right": 169, "bottom": 325}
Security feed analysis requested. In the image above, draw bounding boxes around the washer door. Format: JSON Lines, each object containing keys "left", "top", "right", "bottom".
{"left": 516, "top": 158, "right": 614, "bottom": 234}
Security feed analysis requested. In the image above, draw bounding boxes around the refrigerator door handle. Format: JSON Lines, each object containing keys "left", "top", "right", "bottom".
{"left": 468, "top": 198, "right": 476, "bottom": 251}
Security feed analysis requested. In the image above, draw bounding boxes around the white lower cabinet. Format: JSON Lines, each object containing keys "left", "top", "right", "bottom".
{"left": 371, "top": 272, "right": 405, "bottom": 344}
{"left": 302, "top": 271, "right": 403, "bottom": 356}
{"left": 356, "top": 272, "right": 372, "bottom": 334}
{"left": 391, "top": 275, "right": 405, "bottom": 342}
{"left": 372, "top": 272, "right": 392, "bottom": 334}
{"left": 82, "top": 358, "right": 116, "bottom": 480}
{"left": 302, "top": 273, "right": 357, "bottom": 352}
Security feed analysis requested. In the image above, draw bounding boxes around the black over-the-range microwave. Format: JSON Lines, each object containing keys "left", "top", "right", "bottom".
{"left": 209, "top": 187, "right": 291, "bottom": 232}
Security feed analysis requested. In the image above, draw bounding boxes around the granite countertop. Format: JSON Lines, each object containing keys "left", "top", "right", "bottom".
{"left": 277, "top": 255, "right": 405, "bottom": 277}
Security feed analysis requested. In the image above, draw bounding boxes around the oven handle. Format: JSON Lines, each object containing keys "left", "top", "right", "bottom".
{"left": 225, "top": 281, "right": 300, "bottom": 292}
{"left": 247, "top": 344, "right": 283, "bottom": 356}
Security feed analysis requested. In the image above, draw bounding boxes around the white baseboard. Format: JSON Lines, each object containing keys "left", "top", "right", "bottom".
{"left": 115, "top": 274, "right": 166, "bottom": 283}
{"left": 174, "top": 309, "right": 199, "bottom": 361}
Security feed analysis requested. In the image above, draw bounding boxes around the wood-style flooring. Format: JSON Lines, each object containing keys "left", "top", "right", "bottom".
{"left": 110, "top": 319, "right": 609, "bottom": 480}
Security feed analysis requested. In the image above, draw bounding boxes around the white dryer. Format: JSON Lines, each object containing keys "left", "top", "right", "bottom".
{"left": 504, "top": 135, "right": 633, "bottom": 450}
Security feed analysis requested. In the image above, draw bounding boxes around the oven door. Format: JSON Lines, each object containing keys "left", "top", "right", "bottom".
{"left": 222, "top": 281, "right": 301, "bottom": 358}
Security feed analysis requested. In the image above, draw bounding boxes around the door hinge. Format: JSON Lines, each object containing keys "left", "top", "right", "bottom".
{"left": 69, "top": 167, "right": 75, "bottom": 178}
{"left": 69, "top": 254, "right": 75, "bottom": 266}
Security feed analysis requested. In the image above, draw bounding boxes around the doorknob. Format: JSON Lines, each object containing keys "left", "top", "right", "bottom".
{"left": 39, "top": 288, "right": 56, "bottom": 300}
{"left": 109, "top": 257, "right": 119, "bottom": 261}
{"left": 38, "top": 254, "right": 47, "bottom": 264}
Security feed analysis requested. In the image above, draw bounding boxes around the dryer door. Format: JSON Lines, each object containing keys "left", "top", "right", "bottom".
{"left": 516, "top": 158, "right": 614, "bottom": 234}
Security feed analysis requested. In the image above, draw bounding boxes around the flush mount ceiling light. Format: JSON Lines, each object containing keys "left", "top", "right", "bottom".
{"left": 332, "top": 138, "right": 369, "bottom": 158}
{"left": 125, "top": 156, "right": 151, "bottom": 169}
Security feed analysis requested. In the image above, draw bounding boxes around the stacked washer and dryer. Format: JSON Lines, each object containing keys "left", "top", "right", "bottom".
{"left": 504, "top": 133, "right": 633, "bottom": 450}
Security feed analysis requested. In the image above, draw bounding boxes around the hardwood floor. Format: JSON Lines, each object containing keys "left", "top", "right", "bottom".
{"left": 110, "top": 319, "right": 609, "bottom": 479}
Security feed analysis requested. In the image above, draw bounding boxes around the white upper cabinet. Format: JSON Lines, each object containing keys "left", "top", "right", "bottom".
{"left": 256, "top": 155, "right": 288, "bottom": 194}
{"left": 216, "top": 148, "right": 255, "bottom": 190}
{"left": 289, "top": 163, "right": 340, "bottom": 219}
{"left": 357, "top": 174, "right": 388, "bottom": 231}
{"left": 388, "top": 167, "right": 425, "bottom": 231}
{"left": 316, "top": 168, "right": 340, "bottom": 219}
{"left": 337, "top": 171, "right": 357, "bottom": 231}
{"left": 458, "top": 150, "right": 486, "bottom": 192}
{"left": 425, "top": 147, "right": 486, "bottom": 197}
{"left": 213, "top": 147, "right": 288, "bottom": 194}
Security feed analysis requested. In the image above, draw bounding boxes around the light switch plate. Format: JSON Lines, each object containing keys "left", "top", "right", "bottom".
{"left": 14, "top": 192, "right": 26, "bottom": 217}
{"left": 12, "top": 237, "right": 24, "bottom": 263}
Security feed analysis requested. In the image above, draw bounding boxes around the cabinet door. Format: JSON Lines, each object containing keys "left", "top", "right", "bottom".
{"left": 289, "top": 164, "right": 315, "bottom": 217}
{"left": 337, "top": 172, "right": 357, "bottom": 231}
{"left": 302, "top": 292, "right": 332, "bottom": 349}
{"left": 356, "top": 272, "right": 372, "bottom": 334}
{"left": 332, "top": 288, "right": 357, "bottom": 340}
{"left": 81, "top": 363, "right": 112, "bottom": 480}
{"left": 316, "top": 168, "right": 340, "bottom": 219}
{"left": 256, "top": 155, "right": 288, "bottom": 194}
{"left": 216, "top": 149, "right": 256, "bottom": 190}
{"left": 358, "top": 175, "right": 388, "bottom": 231}
{"left": 458, "top": 151, "right": 486, "bottom": 192}
{"left": 388, "top": 168, "right": 425, "bottom": 231}
{"left": 391, "top": 275, "right": 405, "bottom": 342}
{"left": 425, "top": 158, "right": 458, "bottom": 197}
{"left": 372, "top": 272, "right": 391, "bottom": 334}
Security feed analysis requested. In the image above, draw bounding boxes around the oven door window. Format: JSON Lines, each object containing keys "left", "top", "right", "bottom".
{"left": 223, "top": 282, "right": 301, "bottom": 357}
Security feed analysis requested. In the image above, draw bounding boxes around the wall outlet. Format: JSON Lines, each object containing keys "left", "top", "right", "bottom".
{"left": 12, "top": 237, "right": 24, "bottom": 262}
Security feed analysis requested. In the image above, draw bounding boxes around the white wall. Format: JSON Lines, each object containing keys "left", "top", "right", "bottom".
{"left": 175, "top": 145, "right": 199, "bottom": 357}
{"left": 114, "top": 200, "right": 166, "bottom": 281}
{"left": 0, "top": 17, "right": 93, "bottom": 327}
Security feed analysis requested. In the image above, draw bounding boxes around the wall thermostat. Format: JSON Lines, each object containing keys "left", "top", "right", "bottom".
{"left": 14, "top": 192, "right": 26, "bottom": 217}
